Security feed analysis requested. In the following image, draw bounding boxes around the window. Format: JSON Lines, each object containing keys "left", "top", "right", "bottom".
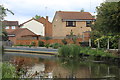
{"left": 66, "top": 21, "right": 76, "bottom": 27}
{"left": 5, "top": 26, "right": 9, "bottom": 29}
{"left": 86, "top": 21, "right": 92, "bottom": 27}
{"left": 11, "top": 26, "right": 16, "bottom": 29}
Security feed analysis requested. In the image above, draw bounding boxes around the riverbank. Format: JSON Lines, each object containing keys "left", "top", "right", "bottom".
{"left": 4, "top": 46, "right": 58, "bottom": 56}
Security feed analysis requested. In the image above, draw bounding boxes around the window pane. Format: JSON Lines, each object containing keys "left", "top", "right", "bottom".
{"left": 5, "top": 26, "right": 9, "bottom": 29}
{"left": 11, "top": 26, "right": 16, "bottom": 29}
{"left": 66, "top": 21, "right": 76, "bottom": 27}
{"left": 86, "top": 21, "right": 91, "bottom": 27}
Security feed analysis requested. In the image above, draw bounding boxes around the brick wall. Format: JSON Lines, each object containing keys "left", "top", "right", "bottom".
{"left": 16, "top": 38, "right": 83, "bottom": 46}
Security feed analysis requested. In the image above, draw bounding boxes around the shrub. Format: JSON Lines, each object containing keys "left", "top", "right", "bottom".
{"left": 51, "top": 43, "right": 62, "bottom": 49}
{"left": 38, "top": 41, "right": 44, "bottom": 47}
{"left": 58, "top": 44, "right": 80, "bottom": 58}
{"left": 45, "top": 43, "right": 50, "bottom": 48}
{"left": 62, "top": 39, "right": 67, "bottom": 45}
{"left": 2, "top": 62, "right": 17, "bottom": 78}
{"left": 31, "top": 41, "right": 36, "bottom": 46}
{"left": 79, "top": 42, "right": 89, "bottom": 47}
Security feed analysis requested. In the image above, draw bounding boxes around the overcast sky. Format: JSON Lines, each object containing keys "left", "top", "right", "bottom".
{"left": 1, "top": 0, "right": 104, "bottom": 24}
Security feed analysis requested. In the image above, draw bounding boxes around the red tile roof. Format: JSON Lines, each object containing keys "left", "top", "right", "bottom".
{"left": 9, "top": 28, "right": 36, "bottom": 35}
{"left": 19, "top": 18, "right": 41, "bottom": 27}
{"left": 2, "top": 21, "right": 19, "bottom": 26}
{"left": 57, "top": 11, "right": 95, "bottom": 20}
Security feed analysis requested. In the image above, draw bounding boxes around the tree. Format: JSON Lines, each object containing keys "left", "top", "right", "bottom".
{"left": 80, "top": 8, "right": 84, "bottom": 12}
{"left": 93, "top": 2, "right": 120, "bottom": 35}
{"left": 34, "top": 15, "right": 41, "bottom": 19}
{"left": 0, "top": 5, "right": 14, "bottom": 41}
{"left": 0, "top": 5, "right": 14, "bottom": 20}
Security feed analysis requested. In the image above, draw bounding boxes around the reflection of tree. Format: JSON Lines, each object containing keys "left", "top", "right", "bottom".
{"left": 43, "top": 59, "right": 57, "bottom": 73}
{"left": 10, "top": 56, "right": 39, "bottom": 76}
{"left": 59, "top": 58, "right": 81, "bottom": 78}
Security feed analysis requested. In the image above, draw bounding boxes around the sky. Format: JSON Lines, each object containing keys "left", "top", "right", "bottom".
{"left": 1, "top": 0, "right": 105, "bottom": 24}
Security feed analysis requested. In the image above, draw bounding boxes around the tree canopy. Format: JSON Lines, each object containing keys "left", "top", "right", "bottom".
{"left": 34, "top": 15, "right": 41, "bottom": 19}
{"left": 0, "top": 5, "right": 14, "bottom": 41}
{"left": 0, "top": 5, "right": 14, "bottom": 20}
{"left": 93, "top": 2, "right": 120, "bottom": 35}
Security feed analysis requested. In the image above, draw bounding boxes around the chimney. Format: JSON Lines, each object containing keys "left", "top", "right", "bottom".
{"left": 46, "top": 16, "right": 48, "bottom": 21}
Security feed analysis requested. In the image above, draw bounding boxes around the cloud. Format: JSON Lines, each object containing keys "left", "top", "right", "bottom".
{"left": 1, "top": 0, "right": 104, "bottom": 24}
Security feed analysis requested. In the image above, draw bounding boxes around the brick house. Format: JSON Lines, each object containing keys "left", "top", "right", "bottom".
{"left": 52, "top": 11, "right": 95, "bottom": 39}
{"left": 8, "top": 28, "right": 37, "bottom": 44}
{"left": 37, "top": 16, "right": 52, "bottom": 37}
{"left": 20, "top": 16, "right": 52, "bottom": 37}
{"left": 2, "top": 21, "right": 19, "bottom": 33}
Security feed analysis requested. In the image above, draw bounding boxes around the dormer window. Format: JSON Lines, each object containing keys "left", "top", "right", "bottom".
{"left": 66, "top": 21, "right": 76, "bottom": 27}
{"left": 5, "top": 26, "right": 9, "bottom": 29}
{"left": 11, "top": 26, "right": 16, "bottom": 29}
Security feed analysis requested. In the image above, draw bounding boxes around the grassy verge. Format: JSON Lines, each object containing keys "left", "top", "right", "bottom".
{"left": 58, "top": 44, "right": 119, "bottom": 61}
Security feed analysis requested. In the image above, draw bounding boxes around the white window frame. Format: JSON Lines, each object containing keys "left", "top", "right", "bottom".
{"left": 5, "top": 26, "right": 9, "bottom": 29}
{"left": 11, "top": 26, "right": 16, "bottom": 29}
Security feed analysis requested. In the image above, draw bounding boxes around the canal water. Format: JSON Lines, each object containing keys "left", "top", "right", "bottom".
{"left": 3, "top": 52, "right": 120, "bottom": 79}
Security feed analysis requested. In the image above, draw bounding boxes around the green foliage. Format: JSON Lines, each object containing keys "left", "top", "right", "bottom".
{"left": 93, "top": 2, "right": 120, "bottom": 34}
{"left": 0, "top": 45, "right": 4, "bottom": 55}
{"left": 94, "top": 35, "right": 120, "bottom": 49}
{"left": 2, "top": 31, "right": 8, "bottom": 41}
{"left": 50, "top": 43, "right": 62, "bottom": 49}
{"left": 31, "top": 41, "right": 36, "bottom": 46}
{"left": 79, "top": 47, "right": 116, "bottom": 58}
{"left": 38, "top": 41, "right": 44, "bottom": 47}
{"left": 80, "top": 8, "right": 84, "bottom": 12}
{"left": 34, "top": 15, "right": 41, "bottom": 19}
{"left": 79, "top": 42, "right": 89, "bottom": 47}
{"left": 0, "top": 5, "right": 14, "bottom": 20}
{"left": 0, "top": 5, "right": 14, "bottom": 42}
{"left": 45, "top": 43, "right": 50, "bottom": 48}
{"left": 2, "top": 62, "right": 17, "bottom": 78}
{"left": 62, "top": 39, "right": 67, "bottom": 45}
{"left": 58, "top": 44, "right": 80, "bottom": 58}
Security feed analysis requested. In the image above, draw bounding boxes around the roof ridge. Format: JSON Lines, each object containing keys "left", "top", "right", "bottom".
{"left": 57, "top": 11, "right": 90, "bottom": 13}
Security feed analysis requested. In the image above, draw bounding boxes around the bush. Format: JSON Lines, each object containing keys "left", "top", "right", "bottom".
{"left": 62, "top": 39, "right": 67, "bottom": 45}
{"left": 58, "top": 44, "right": 80, "bottom": 58}
{"left": 79, "top": 42, "right": 89, "bottom": 47}
{"left": 38, "top": 41, "right": 44, "bottom": 47}
{"left": 2, "top": 62, "right": 17, "bottom": 78}
{"left": 31, "top": 41, "right": 36, "bottom": 46}
{"left": 50, "top": 43, "right": 62, "bottom": 49}
{"left": 45, "top": 43, "right": 50, "bottom": 48}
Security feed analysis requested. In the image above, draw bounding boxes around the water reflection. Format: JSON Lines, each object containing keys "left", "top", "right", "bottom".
{"left": 3, "top": 53, "right": 120, "bottom": 79}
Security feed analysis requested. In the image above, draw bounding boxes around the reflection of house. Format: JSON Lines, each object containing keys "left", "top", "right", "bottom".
{"left": 8, "top": 28, "right": 37, "bottom": 44}
{"left": 20, "top": 16, "right": 52, "bottom": 37}
{"left": 2, "top": 21, "right": 19, "bottom": 33}
{"left": 52, "top": 11, "right": 95, "bottom": 39}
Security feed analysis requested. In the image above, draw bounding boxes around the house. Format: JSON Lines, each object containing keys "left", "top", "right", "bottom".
{"left": 52, "top": 11, "right": 95, "bottom": 39}
{"left": 2, "top": 20, "right": 19, "bottom": 33}
{"left": 8, "top": 28, "right": 37, "bottom": 44}
{"left": 37, "top": 16, "right": 52, "bottom": 37}
{"left": 20, "top": 16, "right": 52, "bottom": 37}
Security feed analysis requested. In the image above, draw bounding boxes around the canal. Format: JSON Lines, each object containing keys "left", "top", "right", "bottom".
{"left": 2, "top": 52, "right": 120, "bottom": 79}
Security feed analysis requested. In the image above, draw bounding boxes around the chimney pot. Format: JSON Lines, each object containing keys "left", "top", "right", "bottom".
{"left": 46, "top": 16, "right": 48, "bottom": 21}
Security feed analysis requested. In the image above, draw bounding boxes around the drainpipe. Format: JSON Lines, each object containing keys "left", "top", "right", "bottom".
{"left": 45, "top": 16, "right": 48, "bottom": 37}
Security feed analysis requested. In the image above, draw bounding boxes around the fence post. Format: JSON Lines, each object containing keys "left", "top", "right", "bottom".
{"left": 98, "top": 40, "right": 100, "bottom": 48}
{"left": 118, "top": 38, "right": 120, "bottom": 54}
{"left": 107, "top": 38, "right": 109, "bottom": 49}
{"left": 89, "top": 39, "right": 91, "bottom": 47}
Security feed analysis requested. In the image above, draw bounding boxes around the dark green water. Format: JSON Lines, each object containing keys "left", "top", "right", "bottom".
{"left": 2, "top": 52, "right": 120, "bottom": 79}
